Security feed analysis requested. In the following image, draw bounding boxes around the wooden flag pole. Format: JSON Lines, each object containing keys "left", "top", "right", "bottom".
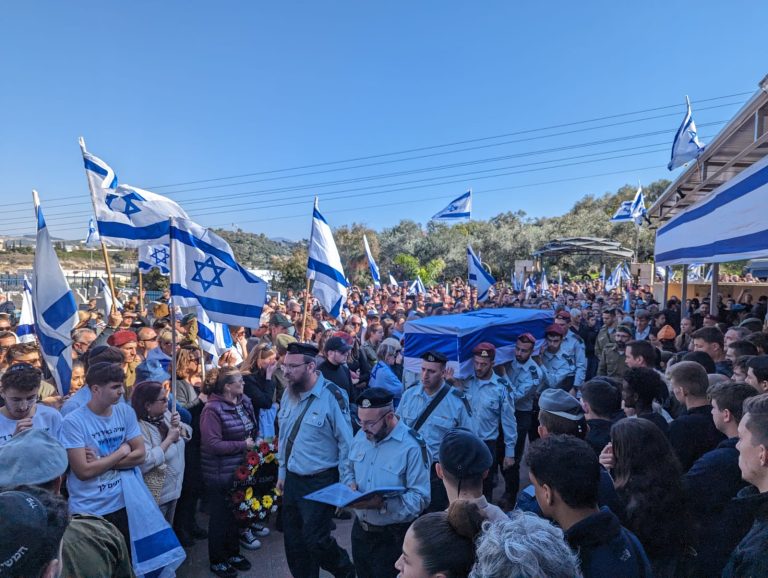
{"left": 300, "top": 277, "right": 311, "bottom": 343}
{"left": 100, "top": 242, "right": 118, "bottom": 314}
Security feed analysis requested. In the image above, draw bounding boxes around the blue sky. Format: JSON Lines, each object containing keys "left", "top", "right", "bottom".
{"left": 0, "top": 1, "right": 764, "bottom": 241}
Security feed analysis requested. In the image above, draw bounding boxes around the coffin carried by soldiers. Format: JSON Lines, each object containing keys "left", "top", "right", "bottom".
{"left": 403, "top": 308, "right": 553, "bottom": 379}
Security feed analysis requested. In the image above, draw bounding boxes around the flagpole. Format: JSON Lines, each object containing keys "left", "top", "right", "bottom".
{"left": 80, "top": 137, "right": 119, "bottom": 315}
{"left": 138, "top": 267, "right": 144, "bottom": 314}
{"left": 168, "top": 217, "right": 177, "bottom": 415}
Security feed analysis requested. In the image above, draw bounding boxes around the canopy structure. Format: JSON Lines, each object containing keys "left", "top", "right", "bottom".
{"left": 403, "top": 308, "right": 553, "bottom": 379}
{"left": 533, "top": 237, "right": 633, "bottom": 259}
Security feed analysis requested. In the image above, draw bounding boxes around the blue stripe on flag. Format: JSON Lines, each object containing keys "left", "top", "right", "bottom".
{"left": 84, "top": 157, "right": 117, "bottom": 188}
{"left": 438, "top": 212, "right": 470, "bottom": 219}
{"left": 15, "top": 325, "right": 34, "bottom": 337}
{"left": 99, "top": 220, "right": 170, "bottom": 241}
{"left": 41, "top": 292, "right": 77, "bottom": 330}
{"left": 656, "top": 228, "right": 768, "bottom": 263}
{"left": 134, "top": 527, "right": 181, "bottom": 563}
{"left": 659, "top": 162, "right": 768, "bottom": 237}
{"left": 171, "top": 226, "right": 261, "bottom": 283}
{"left": 170, "top": 284, "right": 264, "bottom": 318}
{"left": 307, "top": 257, "right": 347, "bottom": 286}
{"left": 313, "top": 208, "right": 328, "bottom": 225}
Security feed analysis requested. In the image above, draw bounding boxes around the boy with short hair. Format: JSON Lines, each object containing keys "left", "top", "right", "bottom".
{"left": 0, "top": 364, "right": 62, "bottom": 446}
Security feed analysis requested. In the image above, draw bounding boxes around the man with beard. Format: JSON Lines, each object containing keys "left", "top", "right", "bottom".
{"left": 348, "top": 388, "right": 430, "bottom": 578}
{"left": 276, "top": 342, "right": 355, "bottom": 578}
{"left": 597, "top": 325, "right": 631, "bottom": 379}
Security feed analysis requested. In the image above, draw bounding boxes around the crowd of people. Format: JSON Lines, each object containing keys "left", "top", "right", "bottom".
{"left": 1, "top": 276, "right": 768, "bottom": 578}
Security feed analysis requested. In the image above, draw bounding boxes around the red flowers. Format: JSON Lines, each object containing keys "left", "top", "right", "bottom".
{"left": 247, "top": 451, "right": 261, "bottom": 467}
{"left": 259, "top": 442, "right": 270, "bottom": 455}
{"left": 231, "top": 490, "right": 245, "bottom": 504}
{"left": 235, "top": 465, "right": 250, "bottom": 481}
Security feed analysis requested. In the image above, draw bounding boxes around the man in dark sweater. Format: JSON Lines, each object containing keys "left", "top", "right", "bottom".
{"left": 668, "top": 361, "right": 726, "bottom": 472}
{"left": 318, "top": 336, "right": 354, "bottom": 405}
{"left": 580, "top": 379, "right": 622, "bottom": 456}
{"left": 683, "top": 382, "right": 757, "bottom": 576}
{"left": 527, "top": 435, "right": 652, "bottom": 578}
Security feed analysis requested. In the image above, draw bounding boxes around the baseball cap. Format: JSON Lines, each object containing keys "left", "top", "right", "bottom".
{"left": 270, "top": 313, "right": 293, "bottom": 328}
{"left": 438, "top": 428, "right": 493, "bottom": 478}
{"left": 539, "top": 389, "right": 585, "bottom": 421}
{"left": 324, "top": 336, "right": 352, "bottom": 353}
{"left": 0, "top": 429, "right": 68, "bottom": 487}
{"left": 0, "top": 490, "right": 58, "bottom": 576}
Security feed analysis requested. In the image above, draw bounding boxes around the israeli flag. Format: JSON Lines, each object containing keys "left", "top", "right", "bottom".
{"left": 85, "top": 217, "right": 100, "bottom": 247}
{"left": 511, "top": 271, "right": 521, "bottom": 292}
{"left": 408, "top": 276, "right": 427, "bottom": 295}
{"left": 389, "top": 273, "right": 398, "bottom": 287}
{"left": 96, "top": 278, "right": 122, "bottom": 315}
{"left": 525, "top": 275, "right": 536, "bottom": 296}
{"left": 32, "top": 191, "right": 79, "bottom": 395}
{"left": 668, "top": 96, "right": 705, "bottom": 171}
{"left": 630, "top": 185, "right": 648, "bottom": 226}
{"left": 432, "top": 190, "right": 472, "bottom": 222}
{"left": 540, "top": 270, "right": 549, "bottom": 293}
{"left": 705, "top": 265, "right": 713, "bottom": 283}
{"left": 611, "top": 201, "right": 633, "bottom": 222}
{"left": 467, "top": 245, "right": 495, "bottom": 302}
{"left": 623, "top": 289, "right": 632, "bottom": 313}
{"left": 17, "top": 276, "right": 36, "bottom": 344}
{"left": 170, "top": 218, "right": 268, "bottom": 327}
{"left": 621, "top": 262, "right": 632, "bottom": 282}
{"left": 363, "top": 235, "right": 381, "bottom": 289}
{"left": 138, "top": 244, "right": 171, "bottom": 275}
{"left": 307, "top": 199, "right": 348, "bottom": 319}
{"left": 600, "top": 264, "right": 606, "bottom": 283}
{"left": 81, "top": 138, "right": 189, "bottom": 248}
{"left": 197, "top": 306, "right": 233, "bottom": 363}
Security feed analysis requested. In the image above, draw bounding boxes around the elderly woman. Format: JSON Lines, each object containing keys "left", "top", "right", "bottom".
{"left": 131, "top": 380, "right": 191, "bottom": 524}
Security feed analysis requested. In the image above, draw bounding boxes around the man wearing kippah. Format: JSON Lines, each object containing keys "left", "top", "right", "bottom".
{"left": 396, "top": 350, "right": 472, "bottom": 512}
{"left": 348, "top": 388, "right": 430, "bottom": 578}
{"left": 447, "top": 342, "right": 517, "bottom": 503}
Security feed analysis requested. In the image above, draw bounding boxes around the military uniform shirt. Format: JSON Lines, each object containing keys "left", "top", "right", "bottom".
{"left": 396, "top": 382, "right": 472, "bottom": 463}
{"left": 540, "top": 348, "right": 577, "bottom": 391}
{"left": 463, "top": 374, "right": 518, "bottom": 457}
{"left": 562, "top": 330, "right": 587, "bottom": 385}
{"left": 597, "top": 344, "right": 627, "bottom": 379}
{"left": 277, "top": 372, "right": 354, "bottom": 484}
{"left": 595, "top": 325, "right": 615, "bottom": 360}
{"left": 350, "top": 420, "right": 430, "bottom": 526}
{"left": 506, "top": 358, "right": 544, "bottom": 412}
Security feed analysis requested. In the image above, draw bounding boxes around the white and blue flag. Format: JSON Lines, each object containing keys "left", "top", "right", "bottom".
{"left": 197, "top": 306, "right": 233, "bottom": 364}
{"left": 170, "top": 218, "right": 268, "bottom": 327}
{"left": 467, "top": 245, "right": 495, "bottom": 302}
{"left": 17, "top": 276, "right": 36, "bottom": 344}
{"left": 668, "top": 96, "right": 705, "bottom": 171}
{"left": 511, "top": 271, "right": 522, "bottom": 292}
{"left": 432, "top": 190, "right": 472, "bottom": 222}
{"left": 139, "top": 244, "right": 171, "bottom": 275}
{"left": 600, "top": 264, "right": 606, "bottom": 283}
{"left": 408, "top": 276, "right": 427, "bottom": 295}
{"left": 388, "top": 273, "right": 398, "bottom": 287}
{"left": 85, "top": 217, "right": 100, "bottom": 247}
{"left": 611, "top": 201, "right": 633, "bottom": 222}
{"left": 630, "top": 185, "right": 648, "bottom": 226}
{"left": 32, "top": 191, "right": 79, "bottom": 395}
{"left": 363, "top": 235, "right": 381, "bottom": 289}
{"left": 540, "top": 270, "right": 549, "bottom": 293}
{"left": 81, "top": 138, "right": 189, "bottom": 248}
{"left": 96, "top": 277, "right": 122, "bottom": 315}
{"left": 525, "top": 275, "right": 536, "bottom": 296}
{"left": 307, "top": 199, "right": 348, "bottom": 319}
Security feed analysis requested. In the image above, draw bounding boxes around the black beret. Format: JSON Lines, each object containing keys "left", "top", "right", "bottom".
{"left": 356, "top": 387, "right": 394, "bottom": 409}
{"left": 438, "top": 428, "right": 493, "bottom": 478}
{"left": 286, "top": 342, "right": 319, "bottom": 357}
{"left": 421, "top": 350, "right": 448, "bottom": 365}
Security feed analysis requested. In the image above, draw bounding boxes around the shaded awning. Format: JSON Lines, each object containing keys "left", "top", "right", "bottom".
{"left": 533, "top": 237, "right": 633, "bottom": 259}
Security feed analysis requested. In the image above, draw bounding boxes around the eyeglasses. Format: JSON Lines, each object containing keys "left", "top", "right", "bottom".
{"left": 0, "top": 326, "right": 11, "bottom": 331}
{"left": 359, "top": 411, "right": 392, "bottom": 429}
{"left": 140, "top": 336, "right": 158, "bottom": 343}
{"left": 281, "top": 361, "right": 309, "bottom": 371}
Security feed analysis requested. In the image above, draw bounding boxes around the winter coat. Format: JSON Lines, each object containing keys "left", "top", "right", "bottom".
{"left": 200, "top": 393, "right": 256, "bottom": 488}
{"left": 722, "top": 486, "right": 768, "bottom": 577}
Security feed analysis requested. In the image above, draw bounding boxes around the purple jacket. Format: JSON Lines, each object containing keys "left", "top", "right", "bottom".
{"left": 200, "top": 393, "right": 257, "bottom": 488}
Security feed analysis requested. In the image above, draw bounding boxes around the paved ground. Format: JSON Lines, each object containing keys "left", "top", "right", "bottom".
{"left": 178, "top": 456, "right": 530, "bottom": 577}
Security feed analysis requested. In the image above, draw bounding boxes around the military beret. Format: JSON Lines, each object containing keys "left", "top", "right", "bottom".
{"left": 275, "top": 334, "right": 298, "bottom": 350}
{"left": 356, "top": 387, "right": 394, "bottom": 409}
{"left": 472, "top": 342, "right": 496, "bottom": 359}
{"left": 287, "top": 342, "right": 319, "bottom": 357}
{"left": 539, "top": 389, "right": 585, "bottom": 421}
{"left": 517, "top": 332, "right": 537, "bottom": 344}
{"left": 615, "top": 325, "right": 633, "bottom": 336}
{"left": 438, "top": 428, "right": 493, "bottom": 478}
{"left": 555, "top": 310, "right": 571, "bottom": 321}
{"left": 107, "top": 329, "right": 138, "bottom": 348}
{"left": 421, "top": 350, "right": 448, "bottom": 364}
{"left": 0, "top": 429, "right": 68, "bottom": 487}
{"left": 545, "top": 324, "right": 565, "bottom": 337}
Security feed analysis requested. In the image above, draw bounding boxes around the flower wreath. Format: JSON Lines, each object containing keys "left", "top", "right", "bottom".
{"left": 230, "top": 436, "right": 280, "bottom": 525}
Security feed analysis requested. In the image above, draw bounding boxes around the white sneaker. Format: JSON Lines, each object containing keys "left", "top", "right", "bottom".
{"left": 239, "top": 529, "right": 262, "bottom": 550}
{"left": 250, "top": 524, "right": 270, "bottom": 537}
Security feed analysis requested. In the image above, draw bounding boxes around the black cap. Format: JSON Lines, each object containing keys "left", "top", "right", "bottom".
{"left": 356, "top": 387, "right": 394, "bottom": 409}
{"left": 421, "top": 350, "right": 448, "bottom": 365}
{"left": 0, "top": 490, "right": 52, "bottom": 575}
{"left": 286, "top": 342, "right": 319, "bottom": 357}
{"left": 325, "top": 336, "right": 352, "bottom": 353}
{"left": 438, "top": 428, "right": 493, "bottom": 478}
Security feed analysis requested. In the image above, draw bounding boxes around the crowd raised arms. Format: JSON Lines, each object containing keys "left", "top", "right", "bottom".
{"left": 1, "top": 275, "right": 768, "bottom": 578}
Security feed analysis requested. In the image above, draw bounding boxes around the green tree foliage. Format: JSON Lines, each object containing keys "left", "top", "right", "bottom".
{"left": 270, "top": 246, "right": 309, "bottom": 293}
{"left": 214, "top": 228, "right": 295, "bottom": 268}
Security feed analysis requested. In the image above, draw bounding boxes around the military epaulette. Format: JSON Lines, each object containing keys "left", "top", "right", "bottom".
{"left": 496, "top": 376, "right": 513, "bottom": 393}
{"left": 407, "top": 428, "right": 430, "bottom": 468}
{"left": 571, "top": 333, "right": 584, "bottom": 343}
{"left": 324, "top": 381, "right": 349, "bottom": 414}
{"left": 528, "top": 365, "right": 540, "bottom": 382}
{"left": 451, "top": 388, "right": 473, "bottom": 417}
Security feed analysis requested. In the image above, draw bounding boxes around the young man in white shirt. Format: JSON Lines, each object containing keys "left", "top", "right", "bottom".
{"left": 0, "top": 363, "right": 62, "bottom": 446}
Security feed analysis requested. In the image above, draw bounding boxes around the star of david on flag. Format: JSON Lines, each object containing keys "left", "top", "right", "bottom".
{"left": 668, "top": 96, "right": 705, "bottom": 171}
{"left": 432, "top": 190, "right": 472, "bottom": 222}
{"left": 81, "top": 138, "right": 189, "bottom": 248}
{"left": 138, "top": 244, "right": 171, "bottom": 275}
{"left": 170, "top": 218, "right": 267, "bottom": 327}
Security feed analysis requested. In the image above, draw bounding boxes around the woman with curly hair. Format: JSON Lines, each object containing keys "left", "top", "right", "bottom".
{"left": 600, "top": 418, "right": 692, "bottom": 577}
